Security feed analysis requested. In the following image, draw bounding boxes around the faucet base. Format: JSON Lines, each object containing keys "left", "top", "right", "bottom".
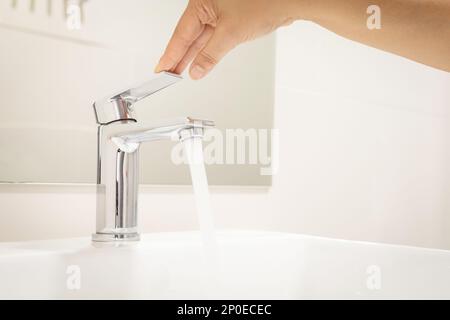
{"left": 92, "top": 232, "right": 140, "bottom": 242}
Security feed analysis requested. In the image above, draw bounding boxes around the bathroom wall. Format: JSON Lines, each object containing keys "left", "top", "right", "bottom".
{"left": 270, "top": 21, "right": 450, "bottom": 249}
{"left": 1, "top": 20, "right": 449, "bottom": 249}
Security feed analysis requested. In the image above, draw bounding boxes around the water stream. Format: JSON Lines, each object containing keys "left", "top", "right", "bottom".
{"left": 182, "top": 136, "right": 218, "bottom": 265}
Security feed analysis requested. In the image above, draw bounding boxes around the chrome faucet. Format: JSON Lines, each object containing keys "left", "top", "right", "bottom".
{"left": 92, "top": 72, "right": 214, "bottom": 242}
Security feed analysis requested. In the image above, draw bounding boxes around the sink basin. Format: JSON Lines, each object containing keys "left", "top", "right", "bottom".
{"left": 0, "top": 231, "right": 449, "bottom": 299}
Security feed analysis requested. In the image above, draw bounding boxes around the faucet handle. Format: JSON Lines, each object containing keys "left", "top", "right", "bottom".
{"left": 93, "top": 72, "right": 182, "bottom": 125}
{"left": 118, "top": 72, "right": 182, "bottom": 105}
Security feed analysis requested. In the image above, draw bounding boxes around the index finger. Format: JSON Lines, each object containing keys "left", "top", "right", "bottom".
{"left": 155, "top": 5, "right": 205, "bottom": 73}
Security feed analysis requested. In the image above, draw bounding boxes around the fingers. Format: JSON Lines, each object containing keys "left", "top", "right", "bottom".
{"left": 155, "top": 4, "right": 204, "bottom": 73}
{"left": 156, "top": 2, "right": 240, "bottom": 80}
{"left": 189, "top": 26, "right": 239, "bottom": 80}
{"left": 173, "top": 25, "right": 214, "bottom": 74}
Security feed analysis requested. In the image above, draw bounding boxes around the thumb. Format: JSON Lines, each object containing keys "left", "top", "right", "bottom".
{"left": 189, "top": 26, "right": 239, "bottom": 80}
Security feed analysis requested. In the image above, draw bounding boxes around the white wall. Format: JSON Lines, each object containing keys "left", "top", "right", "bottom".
{"left": 271, "top": 21, "right": 450, "bottom": 249}
{"left": 0, "top": 21, "right": 449, "bottom": 250}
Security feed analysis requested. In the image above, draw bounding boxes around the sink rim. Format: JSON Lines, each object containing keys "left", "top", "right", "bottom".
{"left": 1, "top": 229, "right": 449, "bottom": 258}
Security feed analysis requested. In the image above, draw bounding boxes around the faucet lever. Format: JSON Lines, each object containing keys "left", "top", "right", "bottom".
{"left": 117, "top": 72, "right": 182, "bottom": 104}
{"left": 93, "top": 72, "right": 182, "bottom": 125}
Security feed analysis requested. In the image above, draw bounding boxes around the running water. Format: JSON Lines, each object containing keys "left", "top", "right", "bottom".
{"left": 182, "top": 137, "right": 218, "bottom": 264}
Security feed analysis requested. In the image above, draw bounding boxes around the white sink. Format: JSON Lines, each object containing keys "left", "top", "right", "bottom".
{"left": 1, "top": 231, "right": 449, "bottom": 299}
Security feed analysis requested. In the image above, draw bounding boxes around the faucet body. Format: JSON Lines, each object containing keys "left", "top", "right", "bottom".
{"left": 91, "top": 73, "right": 213, "bottom": 242}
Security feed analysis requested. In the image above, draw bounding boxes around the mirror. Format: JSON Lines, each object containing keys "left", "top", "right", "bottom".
{"left": 0, "top": 0, "right": 275, "bottom": 185}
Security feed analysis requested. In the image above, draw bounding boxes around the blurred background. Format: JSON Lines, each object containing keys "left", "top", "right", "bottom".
{"left": 0, "top": 0, "right": 275, "bottom": 185}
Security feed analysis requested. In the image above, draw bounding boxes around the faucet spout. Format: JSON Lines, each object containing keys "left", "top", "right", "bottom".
{"left": 112, "top": 117, "right": 214, "bottom": 146}
{"left": 92, "top": 74, "right": 214, "bottom": 242}
{"left": 92, "top": 116, "right": 214, "bottom": 242}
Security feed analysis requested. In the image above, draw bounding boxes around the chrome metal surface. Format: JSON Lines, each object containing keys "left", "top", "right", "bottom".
{"left": 92, "top": 75, "right": 214, "bottom": 242}
{"left": 93, "top": 72, "right": 182, "bottom": 124}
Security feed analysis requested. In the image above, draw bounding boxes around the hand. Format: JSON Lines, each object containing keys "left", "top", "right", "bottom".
{"left": 154, "top": 0, "right": 301, "bottom": 80}
{"left": 156, "top": 0, "right": 450, "bottom": 77}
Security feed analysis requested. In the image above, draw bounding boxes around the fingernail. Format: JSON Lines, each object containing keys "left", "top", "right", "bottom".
{"left": 190, "top": 65, "right": 206, "bottom": 80}
{"left": 154, "top": 60, "right": 163, "bottom": 73}
{"left": 154, "top": 57, "right": 172, "bottom": 73}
